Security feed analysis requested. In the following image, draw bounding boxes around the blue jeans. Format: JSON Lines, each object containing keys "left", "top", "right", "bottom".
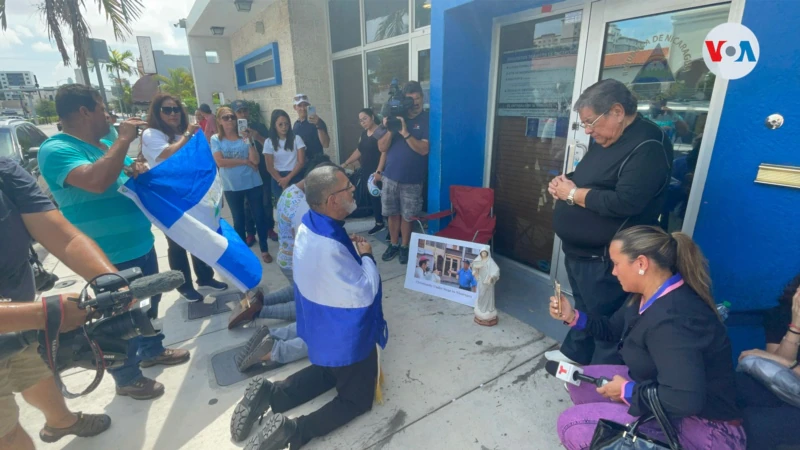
{"left": 107, "top": 247, "right": 167, "bottom": 387}
{"left": 225, "top": 186, "right": 269, "bottom": 253}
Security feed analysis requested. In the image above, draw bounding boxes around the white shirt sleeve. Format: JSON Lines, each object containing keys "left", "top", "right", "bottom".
{"left": 141, "top": 129, "right": 171, "bottom": 166}
{"left": 263, "top": 139, "right": 275, "bottom": 155}
{"left": 295, "top": 135, "right": 306, "bottom": 151}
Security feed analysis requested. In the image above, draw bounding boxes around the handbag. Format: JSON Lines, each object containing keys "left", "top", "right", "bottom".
{"left": 589, "top": 384, "right": 683, "bottom": 450}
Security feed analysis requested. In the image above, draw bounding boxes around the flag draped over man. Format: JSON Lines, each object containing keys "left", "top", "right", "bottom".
{"left": 119, "top": 133, "right": 261, "bottom": 292}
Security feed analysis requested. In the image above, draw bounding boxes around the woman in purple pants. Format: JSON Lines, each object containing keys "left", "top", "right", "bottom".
{"left": 549, "top": 226, "right": 746, "bottom": 450}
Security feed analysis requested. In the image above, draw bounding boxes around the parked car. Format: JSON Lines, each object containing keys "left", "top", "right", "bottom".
{"left": 0, "top": 118, "right": 54, "bottom": 204}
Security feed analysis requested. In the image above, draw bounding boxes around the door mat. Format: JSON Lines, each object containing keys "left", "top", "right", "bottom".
{"left": 187, "top": 292, "right": 243, "bottom": 320}
{"left": 210, "top": 345, "right": 285, "bottom": 387}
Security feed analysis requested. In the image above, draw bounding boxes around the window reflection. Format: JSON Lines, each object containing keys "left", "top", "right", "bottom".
{"left": 366, "top": 44, "right": 409, "bottom": 113}
{"left": 599, "top": 4, "right": 729, "bottom": 231}
{"left": 365, "top": 0, "right": 409, "bottom": 43}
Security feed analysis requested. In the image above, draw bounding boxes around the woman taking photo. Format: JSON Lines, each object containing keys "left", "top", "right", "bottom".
{"left": 211, "top": 106, "right": 273, "bottom": 263}
{"left": 264, "top": 109, "right": 306, "bottom": 202}
{"left": 140, "top": 93, "right": 228, "bottom": 302}
{"left": 342, "top": 108, "right": 386, "bottom": 235}
{"left": 549, "top": 225, "right": 746, "bottom": 449}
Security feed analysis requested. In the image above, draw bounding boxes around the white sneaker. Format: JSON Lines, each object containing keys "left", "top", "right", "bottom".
{"left": 544, "top": 349, "right": 581, "bottom": 366}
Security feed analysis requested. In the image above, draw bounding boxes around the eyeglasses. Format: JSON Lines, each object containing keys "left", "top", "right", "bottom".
{"left": 579, "top": 111, "right": 608, "bottom": 129}
{"left": 293, "top": 95, "right": 309, "bottom": 102}
{"left": 328, "top": 181, "right": 353, "bottom": 197}
{"left": 220, "top": 114, "right": 236, "bottom": 121}
{"left": 160, "top": 106, "right": 182, "bottom": 115}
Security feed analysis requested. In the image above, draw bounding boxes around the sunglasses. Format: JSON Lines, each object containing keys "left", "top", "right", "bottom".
{"left": 160, "top": 106, "right": 182, "bottom": 115}
{"left": 294, "top": 95, "right": 309, "bottom": 102}
{"left": 221, "top": 114, "right": 237, "bottom": 121}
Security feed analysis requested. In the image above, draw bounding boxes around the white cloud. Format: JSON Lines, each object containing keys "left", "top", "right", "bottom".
{"left": 32, "top": 42, "right": 57, "bottom": 53}
{"left": 0, "top": 29, "right": 23, "bottom": 48}
{"left": 14, "top": 25, "right": 35, "bottom": 38}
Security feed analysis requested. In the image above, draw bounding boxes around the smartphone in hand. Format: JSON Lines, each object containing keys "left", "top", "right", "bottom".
{"left": 307, "top": 105, "right": 317, "bottom": 118}
{"left": 237, "top": 118, "right": 248, "bottom": 135}
{"left": 554, "top": 281, "right": 562, "bottom": 317}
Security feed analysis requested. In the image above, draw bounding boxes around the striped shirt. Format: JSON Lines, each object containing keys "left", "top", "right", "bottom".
{"left": 38, "top": 134, "right": 154, "bottom": 264}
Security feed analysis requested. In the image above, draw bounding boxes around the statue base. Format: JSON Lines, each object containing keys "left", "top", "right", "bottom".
{"left": 474, "top": 315, "right": 498, "bottom": 327}
{"left": 228, "top": 288, "right": 264, "bottom": 330}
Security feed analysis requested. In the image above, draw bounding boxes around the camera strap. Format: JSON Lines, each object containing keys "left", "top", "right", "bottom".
{"left": 41, "top": 294, "right": 105, "bottom": 399}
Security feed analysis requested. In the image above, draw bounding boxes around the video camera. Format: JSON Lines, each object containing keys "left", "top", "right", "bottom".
{"left": 0, "top": 268, "right": 184, "bottom": 398}
{"left": 381, "top": 78, "right": 415, "bottom": 133}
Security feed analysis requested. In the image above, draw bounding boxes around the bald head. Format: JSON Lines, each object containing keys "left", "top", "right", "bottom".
{"left": 305, "top": 165, "right": 355, "bottom": 220}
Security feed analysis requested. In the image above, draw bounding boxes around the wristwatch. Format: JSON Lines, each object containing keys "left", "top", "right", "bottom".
{"left": 566, "top": 187, "right": 577, "bottom": 206}
{"left": 183, "top": 131, "right": 191, "bottom": 138}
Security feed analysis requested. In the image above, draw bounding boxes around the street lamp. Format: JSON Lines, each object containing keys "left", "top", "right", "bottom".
{"left": 211, "top": 26, "right": 225, "bottom": 36}
{"left": 234, "top": 0, "right": 253, "bottom": 12}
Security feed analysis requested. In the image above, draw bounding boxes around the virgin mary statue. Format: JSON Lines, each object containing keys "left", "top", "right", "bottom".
{"left": 471, "top": 246, "right": 500, "bottom": 326}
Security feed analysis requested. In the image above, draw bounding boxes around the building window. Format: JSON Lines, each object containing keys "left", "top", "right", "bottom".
{"left": 332, "top": 55, "right": 364, "bottom": 162}
{"left": 234, "top": 43, "right": 282, "bottom": 91}
{"left": 366, "top": 44, "right": 409, "bottom": 113}
{"left": 365, "top": 0, "right": 408, "bottom": 44}
{"left": 414, "top": 0, "right": 431, "bottom": 28}
{"left": 205, "top": 51, "right": 220, "bottom": 64}
{"left": 329, "top": 0, "right": 361, "bottom": 53}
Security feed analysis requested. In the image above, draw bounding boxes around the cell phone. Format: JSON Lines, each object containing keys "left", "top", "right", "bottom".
{"left": 307, "top": 105, "right": 316, "bottom": 118}
{"left": 554, "top": 281, "right": 562, "bottom": 316}
{"left": 237, "top": 118, "right": 248, "bottom": 135}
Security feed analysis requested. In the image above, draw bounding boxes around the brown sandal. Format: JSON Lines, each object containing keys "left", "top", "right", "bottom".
{"left": 262, "top": 252, "right": 273, "bottom": 263}
{"left": 39, "top": 412, "right": 111, "bottom": 443}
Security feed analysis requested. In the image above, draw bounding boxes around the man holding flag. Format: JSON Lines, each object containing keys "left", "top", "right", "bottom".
{"left": 232, "top": 164, "right": 388, "bottom": 450}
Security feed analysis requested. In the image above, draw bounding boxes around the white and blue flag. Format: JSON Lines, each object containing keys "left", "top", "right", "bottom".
{"left": 118, "top": 133, "right": 262, "bottom": 292}
{"left": 293, "top": 209, "right": 388, "bottom": 367}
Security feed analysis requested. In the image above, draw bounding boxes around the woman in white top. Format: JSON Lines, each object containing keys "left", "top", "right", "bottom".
{"left": 140, "top": 93, "right": 228, "bottom": 302}
{"left": 264, "top": 109, "right": 306, "bottom": 202}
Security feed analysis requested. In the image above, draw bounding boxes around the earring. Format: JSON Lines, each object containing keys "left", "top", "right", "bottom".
{"left": 638, "top": 269, "right": 645, "bottom": 275}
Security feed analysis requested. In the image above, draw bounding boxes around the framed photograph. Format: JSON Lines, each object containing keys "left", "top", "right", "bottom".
{"left": 404, "top": 232, "right": 483, "bottom": 307}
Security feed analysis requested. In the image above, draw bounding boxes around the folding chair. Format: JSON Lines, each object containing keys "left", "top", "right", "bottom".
{"left": 411, "top": 185, "right": 496, "bottom": 244}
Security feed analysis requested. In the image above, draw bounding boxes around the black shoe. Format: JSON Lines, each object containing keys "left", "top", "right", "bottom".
{"left": 231, "top": 377, "right": 274, "bottom": 442}
{"left": 235, "top": 326, "right": 275, "bottom": 372}
{"left": 198, "top": 279, "right": 228, "bottom": 290}
{"left": 244, "top": 413, "right": 298, "bottom": 450}
{"left": 399, "top": 246, "right": 409, "bottom": 265}
{"left": 382, "top": 244, "right": 399, "bottom": 261}
{"left": 368, "top": 223, "right": 386, "bottom": 235}
{"left": 179, "top": 288, "right": 204, "bottom": 303}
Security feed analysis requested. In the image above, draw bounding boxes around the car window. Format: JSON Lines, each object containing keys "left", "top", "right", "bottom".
{"left": 23, "top": 124, "right": 47, "bottom": 147}
{"left": 15, "top": 125, "right": 32, "bottom": 153}
{"left": 0, "top": 129, "right": 15, "bottom": 159}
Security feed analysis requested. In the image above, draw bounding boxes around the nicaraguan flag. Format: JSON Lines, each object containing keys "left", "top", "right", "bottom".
{"left": 118, "top": 132, "right": 262, "bottom": 292}
{"left": 293, "top": 209, "right": 388, "bottom": 367}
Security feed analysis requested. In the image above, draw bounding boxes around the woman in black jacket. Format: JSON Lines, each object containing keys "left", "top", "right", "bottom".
{"left": 550, "top": 225, "right": 746, "bottom": 449}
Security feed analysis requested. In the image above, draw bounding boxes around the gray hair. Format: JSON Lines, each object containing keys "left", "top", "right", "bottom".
{"left": 573, "top": 79, "right": 638, "bottom": 116}
{"left": 305, "top": 165, "right": 346, "bottom": 210}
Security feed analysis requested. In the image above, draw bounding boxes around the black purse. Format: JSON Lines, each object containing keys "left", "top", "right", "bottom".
{"left": 590, "top": 384, "right": 683, "bottom": 450}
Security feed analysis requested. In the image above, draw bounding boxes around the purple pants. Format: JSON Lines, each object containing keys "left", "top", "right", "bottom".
{"left": 557, "top": 365, "right": 746, "bottom": 450}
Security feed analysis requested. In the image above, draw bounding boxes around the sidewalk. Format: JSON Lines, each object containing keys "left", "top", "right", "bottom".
{"left": 20, "top": 214, "right": 570, "bottom": 449}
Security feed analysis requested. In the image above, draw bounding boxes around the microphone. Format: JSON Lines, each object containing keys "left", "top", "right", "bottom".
{"left": 545, "top": 360, "right": 610, "bottom": 387}
{"left": 88, "top": 270, "right": 185, "bottom": 309}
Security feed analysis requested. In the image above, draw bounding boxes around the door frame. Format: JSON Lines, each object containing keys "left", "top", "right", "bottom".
{"left": 411, "top": 33, "right": 431, "bottom": 103}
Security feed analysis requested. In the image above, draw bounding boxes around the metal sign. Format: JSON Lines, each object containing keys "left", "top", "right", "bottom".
{"left": 137, "top": 36, "right": 158, "bottom": 74}
{"left": 89, "top": 38, "right": 110, "bottom": 63}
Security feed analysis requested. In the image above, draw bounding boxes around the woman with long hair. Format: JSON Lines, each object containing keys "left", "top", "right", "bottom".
{"left": 550, "top": 225, "right": 746, "bottom": 449}
{"left": 212, "top": 106, "right": 273, "bottom": 263}
{"left": 341, "top": 108, "right": 385, "bottom": 235}
{"left": 140, "top": 93, "right": 228, "bottom": 301}
{"left": 264, "top": 109, "right": 306, "bottom": 202}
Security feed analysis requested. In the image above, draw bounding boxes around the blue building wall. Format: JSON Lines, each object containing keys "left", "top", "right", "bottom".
{"left": 430, "top": 0, "right": 800, "bottom": 314}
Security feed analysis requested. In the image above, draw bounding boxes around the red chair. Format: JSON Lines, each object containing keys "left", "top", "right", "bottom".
{"left": 412, "top": 185, "right": 496, "bottom": 244}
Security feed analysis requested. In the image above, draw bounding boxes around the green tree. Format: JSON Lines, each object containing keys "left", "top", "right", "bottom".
{"left": 0, "top": 1, "right": 143, "bottom": 87}
{"left": 155, "top": 68, "right": 196, "bottom": 100}
{"left": 105, "top": 48, "right": 135, "bottom": 113}
{"left": 36, "top": 99, "right": 57, "bottom": 118}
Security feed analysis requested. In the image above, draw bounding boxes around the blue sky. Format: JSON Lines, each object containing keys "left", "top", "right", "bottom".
{"left": 0, "top": 0, "right": 193, "bottom": 88}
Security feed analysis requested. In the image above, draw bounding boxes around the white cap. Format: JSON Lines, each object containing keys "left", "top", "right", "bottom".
{"left": 293, "top": 93, "right": 310, "bottom": 106}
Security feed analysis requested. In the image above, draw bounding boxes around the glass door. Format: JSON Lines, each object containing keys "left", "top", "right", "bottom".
{"left": 411, "top": 34, "right": 431, "bottom": 108}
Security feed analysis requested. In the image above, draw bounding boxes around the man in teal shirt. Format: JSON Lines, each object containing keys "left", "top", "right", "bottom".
{"left": 38, "top": 84, "right": 190, "bottom": 400}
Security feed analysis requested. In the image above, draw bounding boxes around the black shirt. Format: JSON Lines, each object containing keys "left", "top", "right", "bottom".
{"left": 0, "top": 158, "right": 56, "bottom": 301}
{"left": 553, "top": 115, "right": 673, "bottom": 258}
{"left": 249, "top": 121, "right": 271, "bottom": 182}
{"left": 358, "top": 129, "right": 381, "bottom": 175}
{"left": 293, "top": 118, "right": 328, "bottom": 160}
{"left": 581, "top": 284, "right": 741, "bottom": 421}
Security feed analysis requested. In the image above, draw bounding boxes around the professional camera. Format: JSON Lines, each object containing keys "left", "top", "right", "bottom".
{"left": 0, "top": 268, "right": 183, "bottom": 397}
{"left": 381, "top": 78, "right": 415, "bottom": 133}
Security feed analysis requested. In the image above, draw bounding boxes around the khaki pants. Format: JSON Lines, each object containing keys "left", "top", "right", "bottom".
{"left": 0, "top": 344, "right": 53, "bottom": 437}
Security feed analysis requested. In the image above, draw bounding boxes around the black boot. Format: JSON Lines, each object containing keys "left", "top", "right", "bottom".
{"left": 231, "top": 377, "right": 275, "bottom": 442}
{"left": 244, "top": 413, "right": 299, "bottom": 450}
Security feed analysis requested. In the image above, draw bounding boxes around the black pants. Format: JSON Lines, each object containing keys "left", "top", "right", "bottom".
{"left": 736, "top": 371, "right": 800, "bottom": 449}
{"left": 245, "top": 183, "right": 274, "bottom": 235}
{"left": 224, "top": 186, "right": 269, "bottom": 253}
{"left": 269, "top": 347, "right": 377, "bottom": 447}
{"left": 560, "top": 255, "right": 627, "bottom": 365}
{"left": 166, "top": 236, "right": 214, "bottom": 292}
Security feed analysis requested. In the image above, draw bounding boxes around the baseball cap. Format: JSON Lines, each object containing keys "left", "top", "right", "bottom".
{"left": 231, "top": 100, "right": 248, "bottom": 112}
{"left": 293, "top": 93, "right": 310, "bottom": 106}
{"left": 199, "top": 103, "right": 212, "bottom": 114}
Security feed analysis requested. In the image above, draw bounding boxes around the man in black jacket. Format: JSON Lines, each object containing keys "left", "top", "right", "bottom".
{"left": 547, "top": 79, "right": 673, "bottom": 365}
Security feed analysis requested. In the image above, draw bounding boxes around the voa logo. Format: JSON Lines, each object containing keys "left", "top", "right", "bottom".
{"left": 703, "top": 23, "right": 760, "bottom": 80}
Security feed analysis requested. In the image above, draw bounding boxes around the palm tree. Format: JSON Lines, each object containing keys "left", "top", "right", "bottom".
{"left": 0, "top": 0, "right": 143, "bottom": 87}
{"left": 374, "top": 9, "right": 408, "bottom": 41}
{"left": 106, "top": 49, "right": 134, "bottom": 113}
{"left": 155, "top": 68, "right": 196, "bottom": 100}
